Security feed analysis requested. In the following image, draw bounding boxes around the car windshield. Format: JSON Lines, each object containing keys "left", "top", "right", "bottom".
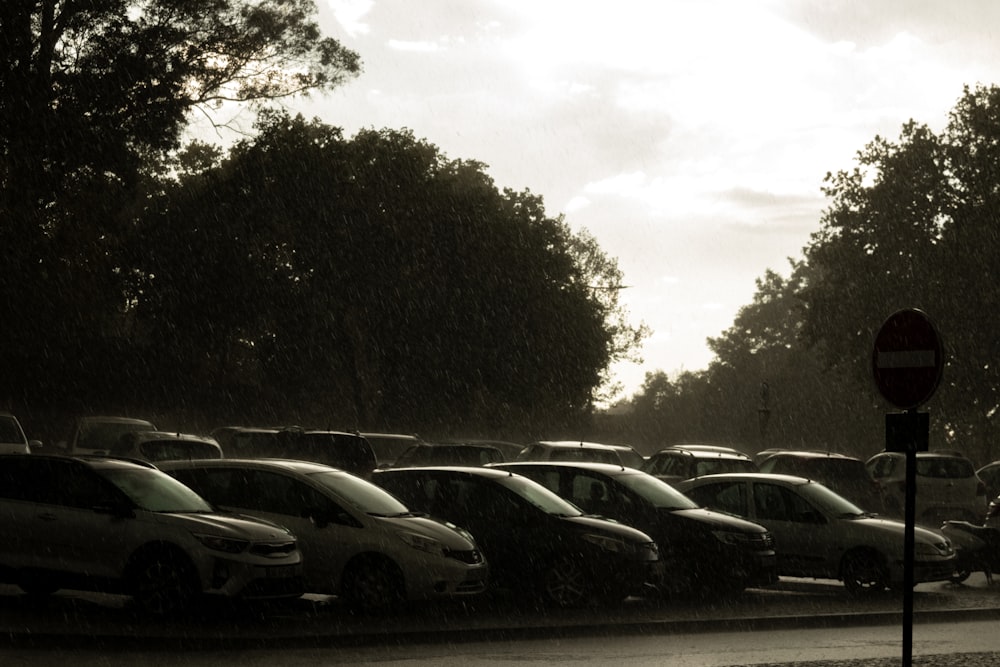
{"left": 0, "top": 417, "right": 24, "bottom": 444}
{"left": 100, "top": 467, "right": 214, "bottom": 513}
{"left": 499, "top": 474, "right": 583, "bottom": 516}
{"left": 310, "top": 470, "right": 411, "bottom": 516}
{"left": 616, "top": 471, "right": 699, "bottom": 510}
{"left": 796, "top": 480, "right": 867, "bottom": 516}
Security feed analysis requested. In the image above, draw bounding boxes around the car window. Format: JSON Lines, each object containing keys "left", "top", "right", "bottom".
{"left": 916, "top": 457, "right": 974, "bottom": 479}
{"left": 310, "top": 470, "right": 408, "bottom": 516}
{"left": 0, "top": 417, "right": 24, "bottom": 444}
{"left": 100, "top": 467, "right": 213, "bottom": 512}
{"left": 753, "top": 483, "right": 818, "bottom": 522}
{"left": 0, "top": 458, "right": 62, "bottom": 503}
{"left": 687, "top": 481, "right": 748, "bottom": 516}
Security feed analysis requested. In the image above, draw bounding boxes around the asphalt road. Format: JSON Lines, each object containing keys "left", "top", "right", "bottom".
{"left": 2, "top": 575, "right": 1000, "bottom": 650}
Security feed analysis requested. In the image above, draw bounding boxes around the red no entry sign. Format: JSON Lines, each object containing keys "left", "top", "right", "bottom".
{"left": 872, "top": 309, "right": 944, "bottom": 410}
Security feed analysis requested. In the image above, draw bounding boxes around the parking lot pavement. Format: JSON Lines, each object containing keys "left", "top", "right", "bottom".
{"left": 2, "top": 576, "right": 1000, "bottom": 648}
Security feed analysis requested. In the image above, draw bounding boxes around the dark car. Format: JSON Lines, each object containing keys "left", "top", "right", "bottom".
{"left": 642, "top": 444, "right": 757, "bottom": 486}
{"left": 372, "top": 466, "right": 660, "bottom": 607}
{"left": 493, "top": 461, "right": 777, "bottom": 596}
{"left": 361, "top": 432, "right": 425, "bottom": 468}
{"left": 219, "top": 426, "right": 377, "bottom": 478}
{"left": 109, "top": 431, "right": 223, "bottom": 463}
{"left": 976, "top": 460, "right": 1000, "bottom": 507}
{"left": 392, "top": 443, "right": 505, "bottom": 468}
{"left": 756, "top": 450, "right": 882, "bottom": 513}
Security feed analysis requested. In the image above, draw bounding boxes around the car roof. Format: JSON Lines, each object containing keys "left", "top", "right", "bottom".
{"left": 681, "top": 472, "right": 813, "bottom": 486}
{"left": 653, "top": 447, "right": 751, "bottom": 460}
{"left": 78, "top": 415, "right": 155, "bottom": 425}
{"left": 157, "top": 457, "right": 341, "bottom": 474}
{"left": 493, "top": 461, "right": 630, "bottom": 475}
{"left": 534, "top": 440, "right": 618, "bottom": 450}
{"left": 763, "top": 450, "right": 861, "bottom": 461}
{"left": 4, "top": 452, "right": 157, "bottom": 471}
{"left": 374, "top": 465, "right": 519, "bottom": 480}
{"left": 126, "top": 431, "right": 219, "bottom": 445}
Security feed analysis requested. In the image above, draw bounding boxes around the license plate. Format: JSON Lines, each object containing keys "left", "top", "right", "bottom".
{"left": 264, "top": 565, "right": 302, "bottom": 578}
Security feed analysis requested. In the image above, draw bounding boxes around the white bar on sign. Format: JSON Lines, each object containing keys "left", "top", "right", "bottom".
{"left": 876, "top": 350, "right": 936, "bottom": 369}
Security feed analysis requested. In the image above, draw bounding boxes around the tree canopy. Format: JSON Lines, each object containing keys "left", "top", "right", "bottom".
{"left": 623, "top": 84, "right": 1000, "bottom": 465}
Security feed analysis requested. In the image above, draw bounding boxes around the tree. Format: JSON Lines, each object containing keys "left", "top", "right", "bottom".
{"left": 801, "top": 84, "right": 1000, "bottom": 463}
{"left": 0, "top": 1, "right": 360, "bottom": 407}
{"left": 132, "top": 114, "right": 644, "bottom": 434}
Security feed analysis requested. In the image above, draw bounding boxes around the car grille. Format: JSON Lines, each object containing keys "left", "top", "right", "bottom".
{"left": 445, "top": 548, "right": 484, "bottom": 565}
{"left": 250, "top": 540, "right": 298, "bottom": 557}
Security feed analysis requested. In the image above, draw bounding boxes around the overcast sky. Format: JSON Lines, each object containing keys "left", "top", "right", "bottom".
{"left": 286, "top": 1, "right": 1000, "bottom": 399}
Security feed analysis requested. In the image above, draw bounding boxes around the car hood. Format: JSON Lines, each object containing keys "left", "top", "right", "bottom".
{"left": 668, "top": 507, "right": 769, "bottom": 534}
{"left": 376, "top": 514, "right": 479, "bottom": 550}
{"left": 564, "top": 514, "right": 656, "bottom": 543}
{"left": 146, "top": 510, "right": 296, "bottom": 541}
{"left": 849, "top": 515, "right": 951, "bottom": 546}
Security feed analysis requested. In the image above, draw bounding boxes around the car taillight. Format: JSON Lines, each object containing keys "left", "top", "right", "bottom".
{"left": 988, "top": 501, "right": 1000, "bottom": 519}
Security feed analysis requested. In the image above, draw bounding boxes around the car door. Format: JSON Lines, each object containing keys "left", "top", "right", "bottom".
{"left": 12, "top": 458, "right": 132, "bottom": 579}
{"left": 176, "top": 466, "right": 359, "bottom": 593}
{"left": 748, "top": 480, "right": 835, "bottom": 578}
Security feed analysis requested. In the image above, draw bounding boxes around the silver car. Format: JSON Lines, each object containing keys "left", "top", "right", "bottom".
{"left": 678, "top": 472, "right": 956, "bottom": 595}
{"left": 0, "top": 455, "right": 303, "bottom": 614}
{"left": 159, "top": 458, "right": 489, "bottom": 610}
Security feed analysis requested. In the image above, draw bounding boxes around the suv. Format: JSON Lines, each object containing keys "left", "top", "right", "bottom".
{"left": 0, "top": 454, "right": 303, "bottom": 614}
{"left": 159, "top": 458, "right": 488, "bottom": 610}
{"left": 515, "top": 440, "right": 623, "bottom": 465}
{"left": 0, "top": 412, "right": 38, "bottom": 454}
{"left": 756, "top": 450, "right": 882, "bottom": 513}
{"left": 866, "top": 450, "right": 988, "bottom": 525}
{"left": 642, "top": 444, "right": 757, "bottom": 486}
{"left": 65, "top": 416, "right": 157, "bottom": 455}
{"left": 109, "top": 431, "right": 223, "bottom": 463}
{"left": 221, "top": 427, "right": 377, "bottom": 478}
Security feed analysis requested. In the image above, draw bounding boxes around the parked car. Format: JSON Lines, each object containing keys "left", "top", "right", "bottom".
{"left": 0, "top": 454, "right": 303, "bottom": 614}
{"left": 361, "top": 432, "right": 425, "bottom": 468}
{"left": 515, "top": 440, "right": 623, "bottom": 465}
{"left": 392, "top": 442, "right": 505, "bottom": 468}
{"left": 492, "top": 461, "right": 777, "bottom": 596}
{"left": 64, "top": 415, "right": 157, "bottom": 455}
{"left": 109, "top": 431, "right": 224, "bottom": 463}
{"left": 220, "top": 426, "right": 377, "bottom": 478}
{"left": 642, "top": 444, "right": 757, "bottom": 486}
{"left": 159, "top": 459, "right": 488, "bottom": 610}
{"left": 756, "top": 450, "right": 882, "bottom": 513}
{"left": 865, "top": 450, "right": 988, "bottom": 525}
{"left": 372, "top": 466, "right": 661, "bottom": 607}
{"left": 0, "top": 412, "right": 38, "bottom": 454}
{"left": 677, "top": 473, "right": 957, "bottom": 595}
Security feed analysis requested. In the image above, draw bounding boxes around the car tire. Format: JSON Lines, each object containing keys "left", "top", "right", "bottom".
{"left": 341, "top": 557, "right": 404, "bottom": 613}
{"left": 540, "top": 556, "right": 589, "bottom": 608}
{"left": 127, "top": 547, "right": 200, "bottom": 615}
{"left": 841, "top": 549, "right": 888, "bottom": 595}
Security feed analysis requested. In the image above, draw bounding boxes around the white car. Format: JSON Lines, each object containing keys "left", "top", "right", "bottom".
{"left": 159, "top": 458, "right": 489, "bottom": 610}
{"left": 866, "top": 450, "right": 988, "bottom": 525}
{"left": 0, "top": 455, "right": 303, "bottom": 614}
{"left": 677, "top": 473, "right": 956, "bottom": 595}
{"left": 0, "top": 412, "right": 37, "bottom": 454}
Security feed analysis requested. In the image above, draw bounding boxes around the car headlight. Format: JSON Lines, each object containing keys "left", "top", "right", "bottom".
{"left": 398, "top": 531, "right": 445, "bottom": 555}
{"left": 711, "top": 530, "right": 750, "bottom": 546}
{"left": 193, "top": 533, "right": 250, "bottom": 554}
{"left": 914, "top": 539, "right": 953, "bottom": 557}
{"left": 582, "top": 532, "right": 633, "bottom": 554}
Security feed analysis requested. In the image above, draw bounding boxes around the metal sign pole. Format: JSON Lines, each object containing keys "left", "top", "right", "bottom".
{"left": 902, "top": 411, "right": 917, "bottom": 667}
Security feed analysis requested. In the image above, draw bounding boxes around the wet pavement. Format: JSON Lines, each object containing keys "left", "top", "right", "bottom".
{"left": 2, "top": 575, "right": 1000, "bottom": 649}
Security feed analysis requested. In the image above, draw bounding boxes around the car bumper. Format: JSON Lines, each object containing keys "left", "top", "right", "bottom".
{"left": 204, "top": 558, "right": 305, "bottom": 600}
{"left": 402, "top": 554, "right": 489, "bottom": 600}
{"left": 889, "top": 555, "right": 958, "bottom": 585}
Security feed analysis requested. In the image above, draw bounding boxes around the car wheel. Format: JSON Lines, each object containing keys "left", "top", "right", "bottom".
{"left": 127, "top": 548, "right": 200, "bottom": 615}
{"left": 842, "top": 549, "right": 888, "bottom": 595}
{"left": 341, "top": 557, "right": 404, "bottom": 613}
{"left": 540, "top": 556, "right": 589, "bottom": 608}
